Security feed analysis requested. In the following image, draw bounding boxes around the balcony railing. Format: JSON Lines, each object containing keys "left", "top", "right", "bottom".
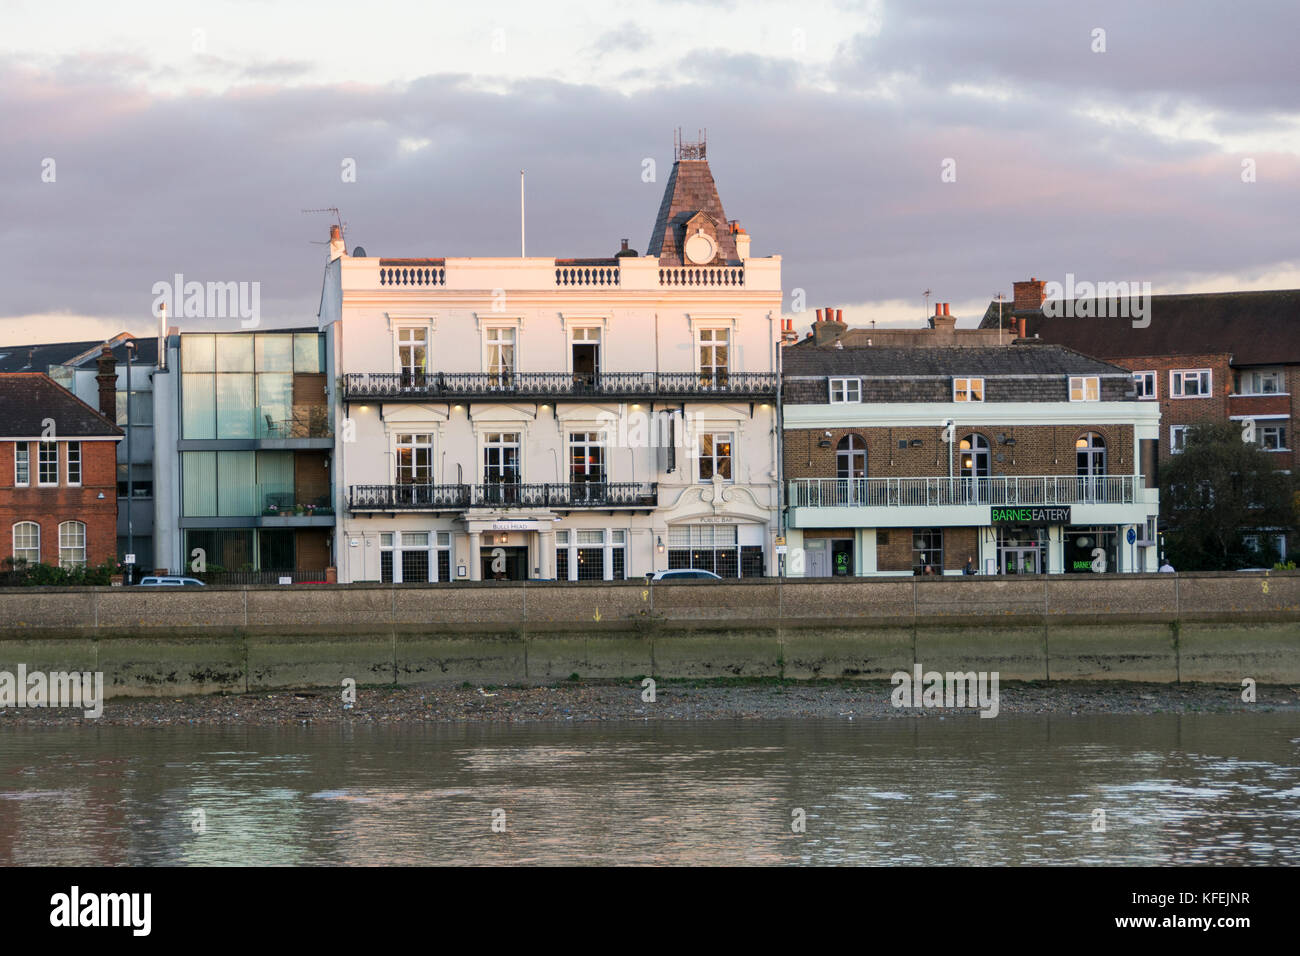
{"left": 349, "top": 481, "right": 658, "bottom": 511}
{"left": 342, "top": 371, "right": 778, "bottom": 402}
{"left": 788, "top": 475, "right": 1141, "bottom": 508}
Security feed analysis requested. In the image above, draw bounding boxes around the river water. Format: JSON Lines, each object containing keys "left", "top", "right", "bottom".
{"left": 1, "top": 714, "right": 1297, "bottom": 865}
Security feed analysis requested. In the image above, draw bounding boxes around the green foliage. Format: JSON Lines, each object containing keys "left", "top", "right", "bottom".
{"left": 1159, "top": 421, "right": 1297, "bottom": 571}
{"left": 0, "top": 557, "right": 118, "bottom": 587}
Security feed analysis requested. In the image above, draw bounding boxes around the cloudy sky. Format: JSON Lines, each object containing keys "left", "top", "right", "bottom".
{"left": 2, "top": 0, "right": 1298, "bottom": 344}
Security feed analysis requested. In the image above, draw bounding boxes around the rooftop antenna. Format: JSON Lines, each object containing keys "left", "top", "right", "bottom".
{"left": 302, "top": 207, "right": 346, "bottom": 244}
{"left": 923, "top": 289, "right": 932, "bottom": 327}
{"left": 520, "top": 170, "right": 525, "bottom": 258}
{"left": 994, "top": 292, "right": 1005, "bottom": 345}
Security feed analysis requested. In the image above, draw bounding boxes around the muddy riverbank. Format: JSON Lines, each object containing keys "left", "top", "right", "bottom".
{"left": 1, "top": 678, "right": 1296, "bottom": 727}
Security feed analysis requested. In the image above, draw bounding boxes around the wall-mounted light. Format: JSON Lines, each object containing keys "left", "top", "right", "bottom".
{"left": 97, "top": 492, "right": 105, "bottom": 499}
{"left": 818, "top": 430, "right": 832, "bottom": 448}
{"left": 657, "top": 536, "right": 665, "bottom": 554}
{"left": 909, "top": 439, "right": 923, "bottom": 448}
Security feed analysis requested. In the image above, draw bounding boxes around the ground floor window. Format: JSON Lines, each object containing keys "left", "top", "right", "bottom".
{"left": 667, "top": 524, "right": 762, "bottom": 578}
{"left": 556, "top": 530, "right": 569, "bottom": 580}
{"left": 381, "top": 531, "right": 452, "bottom": 582}
{"left": 912, "top": 528, "right": 943, "bottom": 575}
{"left": 12, "top": 521, "right": 40, "bottom": 564}
{"left": 576, "top": 529, "right": 605, "bottom": 581}
{"left": 1065, "top": 526, "right": 1117, "bottom": 573}
{"left": 612, "top": 530, "right": 626, "bottom": 580}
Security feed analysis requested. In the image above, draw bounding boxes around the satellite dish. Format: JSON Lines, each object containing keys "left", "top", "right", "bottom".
{"left": 352, "top": 246, "right": 367, "bottom": 257}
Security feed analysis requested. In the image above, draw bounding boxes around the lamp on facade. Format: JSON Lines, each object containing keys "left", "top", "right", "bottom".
{"left": 657, "top": 536, "right": 665, "bottom": 554}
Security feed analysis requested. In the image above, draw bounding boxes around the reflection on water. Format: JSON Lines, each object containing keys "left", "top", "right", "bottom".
{"left": 1, "top": 715, "right": 1298, "bottom": 865}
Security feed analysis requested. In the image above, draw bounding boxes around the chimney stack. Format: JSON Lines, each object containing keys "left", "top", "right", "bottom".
{"left": 813, "top": 306, "right": 848, "bottom": 346}
{"left": 328, "top": 224, "right": 346, "bottom": 262}
{"left": 1012, "top": 277, "right": 1047, "bottom": 312}
{"left": 734, "top": 224, "right": 750, "bottom": 259}
{"left": 95, "top": 345, "right": 117, "bottom": 421}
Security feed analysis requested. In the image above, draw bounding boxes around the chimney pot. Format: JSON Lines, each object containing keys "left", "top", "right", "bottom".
{"left": 621, "top": 239, "right": 629, "bottom": 251}
{"left": 943, "top": 302, "right": 950, "bottom": 316}
{"left": 835, "top": 309, "right": 843, "bottom": 323}
{"left": 935, "top": 304, "right": 942, "bottom": 317}
{"left": 816, "top": 309, "right": 824, "bottom": 323}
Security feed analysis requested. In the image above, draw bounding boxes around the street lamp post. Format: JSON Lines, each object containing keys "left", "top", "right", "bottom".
{"left": 125, "top": 340, "right": 135, "bottom": 585}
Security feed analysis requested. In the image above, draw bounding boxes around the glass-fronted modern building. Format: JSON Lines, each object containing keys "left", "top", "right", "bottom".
{"left": 153, "top": 328, "right": 335, "bottom": 579}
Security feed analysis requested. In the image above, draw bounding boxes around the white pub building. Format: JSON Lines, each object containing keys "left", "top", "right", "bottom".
{"left": 319, "top": 142, "right": 782, "bottom": 583}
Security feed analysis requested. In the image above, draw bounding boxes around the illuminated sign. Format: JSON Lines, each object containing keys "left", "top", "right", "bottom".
{"left": 990, "top": 506, "right": 1072, "bottom": 526}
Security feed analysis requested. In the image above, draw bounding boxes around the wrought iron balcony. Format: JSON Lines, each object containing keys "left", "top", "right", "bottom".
{"left": 788, "top": 475, "right": 1142, "bottom": 509}
{"left": 342, "top": 371, "right": 778, "bottom": 402}
{"left": 349, "top": 481, "right": 658, "bottom": 511}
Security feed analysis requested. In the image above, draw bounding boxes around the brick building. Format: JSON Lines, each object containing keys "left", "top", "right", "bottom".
{"left": 0, "top": 374, "right": 122, "bottom": 568}
{"left": 982, "top": 283, "right": 1300, "bottom": 558}
{"left": 781, "top": 330, "right": 1160, "bottom": 575}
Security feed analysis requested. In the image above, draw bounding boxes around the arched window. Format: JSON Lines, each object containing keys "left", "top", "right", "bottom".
{"left": 12, "top": 522, "right": 39, "bottom": 564}
{"left": 959, "top": 434, "right": 990, "bottom": 477}
{"left": 1076, "top": 432, "right": 1107, "bottom": 477}
{"left": 58, "top": 520, "right": 86, "bottom": 568}
{"left": 836, "top": 435, "right": 867, "bottom": 479}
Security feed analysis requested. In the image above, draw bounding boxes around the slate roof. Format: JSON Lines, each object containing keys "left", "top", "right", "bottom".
{"left": 646, "top": 159, "right": 739, "bottom": 265}
{"left": 0, "top": 335, "right": 159, "bottom": 372}
{"left": 977, "top": 289, "right": 1300, "bottom": 366}
{"left": 0, "top": 374, "right": 123, "bottom": 437}
{"left": 782, "top": 344, "right": 1131, "bottom": 378}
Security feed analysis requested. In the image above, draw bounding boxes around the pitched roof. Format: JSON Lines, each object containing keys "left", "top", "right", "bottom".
{"left": 0, "top": 340, "right": 103, "bottom": 373}
{"left": 0, "top": 334, "right": 159, "bottom": 372}
{"left": 0, "top": 374, "right": 123, "bottom": 438}
{"left": 978, "top": 288, "right": 1300, "bottom": 366}
{"left": 646, "top": 159, "right": 739, "bottom": 265}
{"left": 782, "top": 343, "right": 1130, "bottom": 378}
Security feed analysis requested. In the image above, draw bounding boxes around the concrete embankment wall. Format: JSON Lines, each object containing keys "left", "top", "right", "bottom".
{"left": 0, "top": 574, "right": 1296, "bottom": 697}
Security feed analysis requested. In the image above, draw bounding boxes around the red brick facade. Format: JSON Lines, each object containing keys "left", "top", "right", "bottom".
{"left": 0, "top": 439, "right": 119, "bottom": 567}
{"left": 784, "top": 423, "right": 1136, "bottom": 481}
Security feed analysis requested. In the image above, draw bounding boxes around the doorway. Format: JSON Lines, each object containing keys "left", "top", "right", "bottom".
{"left": 572, "top": 328, "right": 600, "bottom": 392}
{"left": 481, "top": 545, "right": 529, "bottom": 581}
{"left": 1001, "top": 548, "right": 1040, "bottom": 574}
{"left": 830, "top": 538, "right": 854, "bottom": 576}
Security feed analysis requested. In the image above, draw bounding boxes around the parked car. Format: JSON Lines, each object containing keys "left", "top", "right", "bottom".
{"left": 137, "top": 576, "right": 207, "bottom": 587}
{"left": 645, "top": 569, "right": 723, "bottom": 582}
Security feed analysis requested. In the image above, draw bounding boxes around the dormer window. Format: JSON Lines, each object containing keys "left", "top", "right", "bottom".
{"left": 953, "top": 377, "right": 984, "bottom": 402}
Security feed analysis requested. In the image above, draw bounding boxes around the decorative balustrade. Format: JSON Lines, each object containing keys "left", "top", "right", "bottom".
{"left": 659, "top": 266, "right": 744, "bottom": 287}
{"left": 377, "top": 261, "right": 446, "bottom": 287}
{"left": 555, "top": 264, "right": 620, "bottom": 287}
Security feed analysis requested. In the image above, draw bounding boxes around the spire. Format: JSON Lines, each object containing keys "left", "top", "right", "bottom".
{"left": 646, "top": 131, "right": 739, "bottom": 266}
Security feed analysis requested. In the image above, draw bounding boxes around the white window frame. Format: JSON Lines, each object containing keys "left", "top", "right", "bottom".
{"left": 953, "top": 377, "right": 984, "bottom": 402}
{"left": 1257, "top": 423, "right": 1288, "bottom": 452}
{"left": 1132, "top": 371, "right": 1157, "bottom": 400}
{"left": 1170, "top": 368, "right": 1212, "bottom": 398}
{"left": 394, "top": 433, "right": 434, "bottom": 484}
{"left": 395, "top": 326, "right": 429, "bottom": 379}
{"left": 12, "top": 521, "right": 39, "bottom": 564}
{"left": 829, "top": 377, "right": 862, "bottom": 404}
{"left": 568, "top": 431, "right": 606, "bottom": 483}
{"left": 697, "top": 431, "right": 734, "bottom": 483}
{"left": 483, "top": 326, "right": 517, "bottom": 377}
{"left": 697, "top": 327, "right": 731, "bottom": 380}
{"left": 1069, "top": 376, "right": 1100, "bottom": 402}
{"left": 37, "top": 442, "right": 58, "bottom": 486}
{"left": 66, "top": 441, "right": 81, "bottom": 486}
{"left": 58, "top": 519, "right": 86, "bottom": 568}
{"left": 482, "top": 431, "right": 522, "bottom": 483}
{"left": 14, "top": 442, "right": 28, "bottom": 486}
{"left": 1238, "top": 369, "right": 1285, "bottom": 395}
{"left": 1170, "top": 424, "right": 1189, "bottom": 454}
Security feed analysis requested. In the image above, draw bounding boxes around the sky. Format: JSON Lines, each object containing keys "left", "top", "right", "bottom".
{"left": 2, "top": 0, "right": 1298, "bottom": 345}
